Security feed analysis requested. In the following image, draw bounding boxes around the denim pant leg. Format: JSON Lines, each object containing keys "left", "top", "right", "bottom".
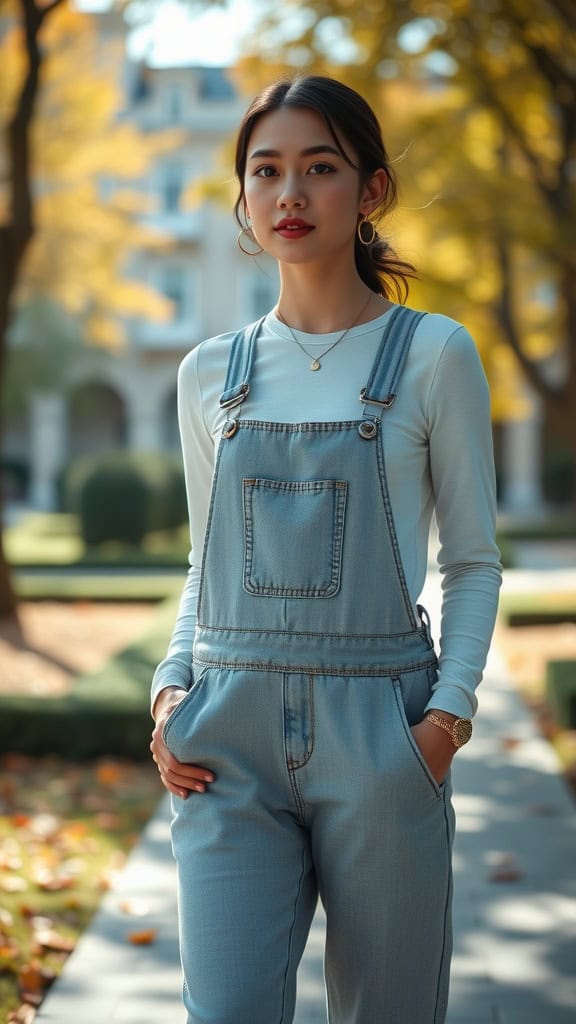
{"left": 303, "top": 673, "right": 456, "bottom": 1024}
{"left": 165, "top": 667, "right": 318, "bottom": 1024}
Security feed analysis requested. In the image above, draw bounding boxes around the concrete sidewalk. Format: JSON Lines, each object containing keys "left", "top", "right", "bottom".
{"left": 36, "top": 571, "right": 576, "bottom": 1023}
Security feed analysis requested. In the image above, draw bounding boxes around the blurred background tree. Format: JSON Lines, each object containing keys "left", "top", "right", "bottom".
{"left": 236, "top": 0, "right": 576, "bottom": 463}
{"left": 0, "top": 1, "right": 176, "bottom": 619}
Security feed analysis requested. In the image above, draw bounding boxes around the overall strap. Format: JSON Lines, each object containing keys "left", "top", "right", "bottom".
{"left": 219, "top": 315, "right": 266, "bottom": 410}
{"left": 360, "top": 306, "right": 427, "bottom": 411}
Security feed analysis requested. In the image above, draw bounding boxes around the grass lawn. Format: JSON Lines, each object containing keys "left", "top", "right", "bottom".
{"left": 0, "top": 755, "right": 163, "bottom": 1021}
{"left": 14, "top": 572, "right": 185, "bottom": 603}
{"left": 5, "top": 512, "right": 190, "bottom": 568}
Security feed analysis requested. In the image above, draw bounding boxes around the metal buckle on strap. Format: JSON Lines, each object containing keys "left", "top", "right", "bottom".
{"left": 219, "top": 383, "right": 250, "bottom": 410}
{"left": 359, "top": 387, "right": 396, "bottom": 409}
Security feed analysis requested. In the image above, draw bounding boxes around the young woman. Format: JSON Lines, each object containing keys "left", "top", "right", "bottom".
{"left": 150, "top": 75, "right": 502, "bottom": 1024}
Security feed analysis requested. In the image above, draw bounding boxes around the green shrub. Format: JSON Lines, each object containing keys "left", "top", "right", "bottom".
{"left": 60, "top": 451, "right": 187, "bottom": 547}
{"left": 80, "top": 460, "right": 149, "bottom": 545}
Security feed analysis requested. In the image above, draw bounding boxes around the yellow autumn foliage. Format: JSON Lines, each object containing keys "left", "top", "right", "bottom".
{"left": 1, "top": 4, "right": 180, "bottom": 347}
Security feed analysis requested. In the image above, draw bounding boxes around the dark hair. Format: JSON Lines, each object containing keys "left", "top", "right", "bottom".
{"left": 234, "top": 75, "right": 416, "bottom": 302}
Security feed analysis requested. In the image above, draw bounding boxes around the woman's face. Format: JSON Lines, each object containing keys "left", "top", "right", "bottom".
{"left": 243, "top": 106, "right": 371, "bottom": 266}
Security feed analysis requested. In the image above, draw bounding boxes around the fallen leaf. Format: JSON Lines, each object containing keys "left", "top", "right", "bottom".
{"left": 10, "top": 815, "right": 30, "bottom": 829}
{"left": 27, "top": 814, "right": 61, "bottom": 840}
{"left": 488, "top": 852, "right": 524, "bottom": 882}
{"left": 127, "top": 928, "right": 157, "bottom": 945}
{"left": 96, "top": 762, "right": 125, "bottom": 787}
{"left": 18, "top": 962, "right": 45, "bottom": 995}
{"left": 0, "top": 907, "right": 14, "bottom": 928}
{"left": 119, "top": 898, "right": 150, "bottom": 917}
{"left": 0, "top": 853, "right": 23, "bottom": 870}
{"left": 7, "top": 1004, "right": 36, "bottom": 1023}
{"left": 34, "top": 929, "right": 75, "bottom": 953}
{"left": 0, "top": 941, "right": 20, "bottom": 962}
{"left": 32, "top": 869, "right": 75, "bottom": 892}
{"left": 1, "top": 875, "right": 28, "bottom": 893}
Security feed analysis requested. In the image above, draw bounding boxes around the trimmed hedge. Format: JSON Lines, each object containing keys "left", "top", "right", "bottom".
{"left": 0, "top": 597, "right": 180, "bottom": 759}
{"left": 546, "top": 660, "right": 576, "bottom": 729}
{"left": 60, "top": 451, "right": 187, "bottom": 546}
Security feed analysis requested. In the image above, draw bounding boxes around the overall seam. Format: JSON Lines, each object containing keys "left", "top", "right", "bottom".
{"left": 433, "top": 798, "right": 453, "bottom": 1023}
{"left": 391, "top": 675, "right": 443, "bottom": 800}
{"left": 283, "top": 675, "right": 310, "bottom": 822}
{"left": 375, "top": 433, "right": 419, "bottom": 630}
{"left": 196, "top": 436, "right": 228, "bottom": 623}
{"left": 193, "top": 656, "right": 438, "bottom": 676}
{"left": 285, "top": 675, "right": 315, "bottom": 771}
{"left": 279, "top": 843, "right": 309, "bottom": 1024}
{"left": 195, "top": 622, "right": 428, "bottom": 640}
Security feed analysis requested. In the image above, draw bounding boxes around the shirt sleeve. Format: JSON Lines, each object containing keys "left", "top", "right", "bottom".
{"left": 423, "top": 325, "right": 503, "bottom": 720}
{"left": 150, "top": 346, "right": 215, "bottom": 713}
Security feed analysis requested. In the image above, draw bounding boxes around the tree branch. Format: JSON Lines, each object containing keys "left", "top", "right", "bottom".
{"left": 503, "top": 7, "right": 576, "bottom": 96}
{"left": 493, "top": 234, "right": 560, "bottom": 401}
{"left": 467, "top": 53, "right": 556, "bottom": 210}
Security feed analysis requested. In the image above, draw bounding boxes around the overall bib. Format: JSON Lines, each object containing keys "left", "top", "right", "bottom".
{"left": 163, "top": 306, "right": 456, "bottom": 1024}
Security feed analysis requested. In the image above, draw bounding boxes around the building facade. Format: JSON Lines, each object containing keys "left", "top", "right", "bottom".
{"left": 3, "top": 49, "right": 548, "bottom": 518}
{"left": 4, "top": 60, "right": 279, "bottom": 512}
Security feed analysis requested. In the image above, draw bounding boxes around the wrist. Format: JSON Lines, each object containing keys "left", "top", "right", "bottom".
{"left": 152, "top": 686, "right": 186, "bottom": 721}
{"left": 425, "top": 710, "right": 473, "bottom": 749}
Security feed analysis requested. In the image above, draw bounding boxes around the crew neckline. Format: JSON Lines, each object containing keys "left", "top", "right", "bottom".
{"left": 266, "top": 303, "right": 398, "bottom": 345}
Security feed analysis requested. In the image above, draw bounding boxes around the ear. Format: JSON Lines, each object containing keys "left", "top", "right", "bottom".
{"left": 359, "top": 169, "right": 388, "bottom": 218}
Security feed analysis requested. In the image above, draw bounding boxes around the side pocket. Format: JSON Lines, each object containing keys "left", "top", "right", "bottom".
{"left": 392, "top": 675, "right": 444, "bottom": 800}
{"left": 162, "top": 666, "right": 211, "bottom": 748}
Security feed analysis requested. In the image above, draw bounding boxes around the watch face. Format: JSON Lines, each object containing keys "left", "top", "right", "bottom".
{"left": 454, "top": 719, "right": 473, "bottom": 746}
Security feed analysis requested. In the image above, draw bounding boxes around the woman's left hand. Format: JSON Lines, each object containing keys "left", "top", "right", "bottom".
{"left": 410, "top": 718, "right": 456, "bottom": 787}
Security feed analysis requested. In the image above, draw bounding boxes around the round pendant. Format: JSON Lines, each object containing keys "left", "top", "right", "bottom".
{"left": 310, "top": 359, "right": 321, "bottom": 371}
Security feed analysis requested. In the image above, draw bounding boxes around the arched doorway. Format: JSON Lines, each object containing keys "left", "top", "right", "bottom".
{"left": 68, "top": 382, "right": 127, "bottom": 458}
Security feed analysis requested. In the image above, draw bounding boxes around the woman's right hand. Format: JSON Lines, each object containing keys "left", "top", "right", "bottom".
{"left": 150, "top": 686, "right": 215, "bottom": 799}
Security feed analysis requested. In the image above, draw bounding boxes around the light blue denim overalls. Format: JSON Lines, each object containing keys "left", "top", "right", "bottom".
{"left": 163, "top": 305, "right": 457, "bottom": 1024}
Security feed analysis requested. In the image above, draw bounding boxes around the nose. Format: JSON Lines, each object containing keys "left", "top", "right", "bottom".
{"left": 277, "top": 174, "right": 307, "bottom": 210}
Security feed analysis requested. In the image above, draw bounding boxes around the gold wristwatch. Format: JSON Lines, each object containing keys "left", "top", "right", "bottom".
{"left": 425, "top": 712, "right": 472, "bottom": 749}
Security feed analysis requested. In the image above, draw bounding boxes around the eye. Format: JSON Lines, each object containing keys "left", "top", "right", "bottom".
{"left": 308, "top": 163, "right": 335, "bottom": 174}
{"left": 254, "top": 165, "right": 278, "bottom": 177}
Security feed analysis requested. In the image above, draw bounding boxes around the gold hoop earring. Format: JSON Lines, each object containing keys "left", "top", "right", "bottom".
{"left": 237, "top": 226, "right": 264, "bottom": 256}
{"left": 357, "top": 217, "right": 376, "bottom": 246}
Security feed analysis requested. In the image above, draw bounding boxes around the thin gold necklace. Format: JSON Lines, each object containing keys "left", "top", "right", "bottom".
{"left": 275, "top": 294, "right": 373, "bottom": 371}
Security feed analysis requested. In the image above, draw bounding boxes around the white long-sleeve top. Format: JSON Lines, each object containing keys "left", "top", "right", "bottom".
{"left": 151, "top": 304, "right": 502, "bottom": 719}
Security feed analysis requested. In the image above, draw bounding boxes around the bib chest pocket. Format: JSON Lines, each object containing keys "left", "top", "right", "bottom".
{"left": 242, "top": 478, "right": 348, "bottom": 598}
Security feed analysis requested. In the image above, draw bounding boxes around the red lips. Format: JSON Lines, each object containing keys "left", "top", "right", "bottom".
{"left": 275, "top": 218, "right": 315, "bottom": 230}
{"left": 274, "top": 218, "right": 315, "bottom": 239}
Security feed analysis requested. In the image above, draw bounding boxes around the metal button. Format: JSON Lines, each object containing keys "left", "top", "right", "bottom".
{"left": 358, "top": 420, "right": 378, "bottom": 440}
{"left": 222, "top": 418, "right": 238, "bottom": 439}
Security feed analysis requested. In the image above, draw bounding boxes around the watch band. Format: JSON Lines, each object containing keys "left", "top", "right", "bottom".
{"left": 425, "top": 712, "right": 472, "bottom": 748}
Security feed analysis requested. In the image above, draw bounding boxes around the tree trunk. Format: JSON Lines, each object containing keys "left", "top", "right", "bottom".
{"left": 0, "top": 0, "right": 62, "bottom": 622}
{"left": 0, "top": 502, "right": 19, "bottom": 620}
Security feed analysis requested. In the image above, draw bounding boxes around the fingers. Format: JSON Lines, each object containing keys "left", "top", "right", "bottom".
{"left": 150, "top": 733, "right": 215, "bottom": 799}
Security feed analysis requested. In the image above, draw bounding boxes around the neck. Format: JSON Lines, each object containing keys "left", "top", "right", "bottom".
{"left": 275, "top": 263, "right": 389, "bottom": 333}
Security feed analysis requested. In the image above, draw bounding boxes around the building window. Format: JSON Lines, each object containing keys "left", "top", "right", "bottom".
{"left": 165, "top": 82, "right": 185, "bottom": 122}
{"left": 161, "top": 266, "right": 188, "bottom": 321}
{"left": 198, "top": 67, "right": 236, "bottom": 101}
{"left": 160, "top": 161, "right": 184, "bottom": 213}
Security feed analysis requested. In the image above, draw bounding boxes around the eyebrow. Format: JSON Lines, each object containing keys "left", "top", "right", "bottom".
{"left": 248, "top": 145, "right": 343, "bottom": 160}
